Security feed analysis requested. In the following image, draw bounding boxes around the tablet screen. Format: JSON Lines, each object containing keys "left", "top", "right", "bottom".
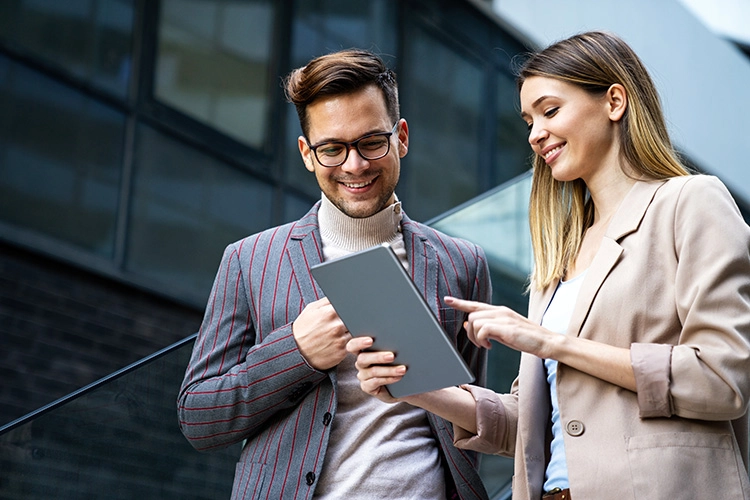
{"left": 310, "top": 243, "right": 474, "bottom": 398}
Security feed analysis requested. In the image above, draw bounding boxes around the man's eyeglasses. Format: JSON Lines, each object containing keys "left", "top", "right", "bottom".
{"left": 306, "top": 122, "right": 399, "bottom": 168}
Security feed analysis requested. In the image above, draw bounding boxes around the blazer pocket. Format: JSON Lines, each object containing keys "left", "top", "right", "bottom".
{"left": 625, "top": 432, "right": 745, "bottom": 499}
{"left": 231, "top": 461, "right": 267, "bottom": 500}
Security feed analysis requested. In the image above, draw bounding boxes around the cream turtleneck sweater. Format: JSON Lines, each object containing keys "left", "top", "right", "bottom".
{"left": 317, "top": 192, "right": 407, "bottom": 268}
{"left": 313, "top": 194, "right": 446, "bottom": 500}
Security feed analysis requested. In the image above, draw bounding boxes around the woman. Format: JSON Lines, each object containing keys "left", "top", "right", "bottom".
{"left": 348, "top": 31, "right": 750, "bottom": 499}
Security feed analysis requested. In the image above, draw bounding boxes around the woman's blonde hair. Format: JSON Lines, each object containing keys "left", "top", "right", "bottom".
{"left": 516, "top": 31, "right": 690, "bottom": 290}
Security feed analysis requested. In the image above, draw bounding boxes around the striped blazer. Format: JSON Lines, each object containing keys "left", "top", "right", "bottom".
{"left": 178, "top": 201, "right": 491, "bottom": 500}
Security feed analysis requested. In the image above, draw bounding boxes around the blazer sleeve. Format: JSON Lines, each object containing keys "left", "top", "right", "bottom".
{"left": 450, "top": 243, "right": 519, "bottom": 457}
{"left": 453, "top": 382, "right": 520, "bottom": 457}
{"left": 459, "top": 241, "right": 491, "bottom": 387}
{"left": 633, "top": 175, "right": 750, "bottom": 420}
{"left": 176, "top": 240, "right": 326, "bottom": 451}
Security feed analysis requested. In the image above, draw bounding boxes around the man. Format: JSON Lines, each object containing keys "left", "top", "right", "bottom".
{"left": 177, "top": 49, "right": 491, "bottom": 500}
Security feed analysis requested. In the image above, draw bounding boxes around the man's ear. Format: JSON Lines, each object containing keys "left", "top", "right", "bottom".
{"left": 298, "top": 136, "right": 315, "bottom": 172}
{"left": 396, "top": 119, "right": 409, "bottom": 158}
{"left": 607, "top": 84, "right": 628, "bottom": 122}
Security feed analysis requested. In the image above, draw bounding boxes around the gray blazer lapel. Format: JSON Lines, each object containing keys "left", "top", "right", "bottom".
{"left": 288, "top": 203, "right": 325, "bottom": 306}
{"left": 403, "top": 217, "right": 440, "bottom": 315}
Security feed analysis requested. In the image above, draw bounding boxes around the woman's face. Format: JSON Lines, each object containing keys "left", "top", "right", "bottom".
{"left": 520, "top": 76, "right": 621, "bottom": 184}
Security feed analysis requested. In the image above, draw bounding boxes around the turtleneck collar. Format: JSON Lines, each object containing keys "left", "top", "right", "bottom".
{"left": 318, "top": 192, "right": 403, "bottom": 253}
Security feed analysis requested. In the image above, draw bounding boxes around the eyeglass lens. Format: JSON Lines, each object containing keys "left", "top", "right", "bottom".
{"left": 315, "top": 136, "right": 389, "bottom": 166}
{"left": 312, "top": 122, "right": 398, "bottom": 167}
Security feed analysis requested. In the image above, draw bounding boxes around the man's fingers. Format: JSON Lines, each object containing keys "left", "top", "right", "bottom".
{"left": 346, "top": 336, "right": 373, "bottom": 354}
{"left": 354, "top": 350, "right": 396, "bottom": 369}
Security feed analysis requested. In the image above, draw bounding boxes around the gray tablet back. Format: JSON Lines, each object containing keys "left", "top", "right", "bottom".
{"left": 310, "top": 243, "right": 474, "bottom": 398}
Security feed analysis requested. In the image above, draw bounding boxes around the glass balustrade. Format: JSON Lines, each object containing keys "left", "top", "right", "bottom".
{"left": 0, "top": 336, "right": 240, "bottom": 499}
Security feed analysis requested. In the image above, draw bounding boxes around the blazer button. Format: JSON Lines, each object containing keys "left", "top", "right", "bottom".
{"left": 306, "top": 471, "right": 316, "bottom": 485}
{"left": 565, "top": 420, "right": 585, "bottom": 437}
{"left": 323, "top": 412, "right": 332, "bottom": 426}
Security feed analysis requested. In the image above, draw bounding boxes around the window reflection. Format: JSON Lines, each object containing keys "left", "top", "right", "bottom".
{"left": 155, "top": 0, "right": 274, "bottom": 149}
{"left": 0, "top": 0, "right": 134, "bottom": 98}
{"left": 400, "top": 26, "right": 483, "bottom": 221}
{"left": 127, "top": 124, "right": 273, "bottom": 297}
{"left": 0, "top": 55, "right": 123, "bottom": 256}
{"left": 496, "top": 72, "right": 531, "bottom": 183}
{"left": 284, "top": 0, "right": 397, "bottom": 197}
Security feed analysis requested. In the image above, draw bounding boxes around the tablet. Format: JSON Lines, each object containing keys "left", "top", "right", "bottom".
{"left": 310, "top": 243, "right": 474, "bottom": 398}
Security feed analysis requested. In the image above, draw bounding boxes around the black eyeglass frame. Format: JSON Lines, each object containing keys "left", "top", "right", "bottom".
{"left": 305, "top": 121, "right": 400, "bottom": 168}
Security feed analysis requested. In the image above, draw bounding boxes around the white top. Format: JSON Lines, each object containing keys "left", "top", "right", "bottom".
{"left": 541, "top": 271, "right": 587, "bottom": 493}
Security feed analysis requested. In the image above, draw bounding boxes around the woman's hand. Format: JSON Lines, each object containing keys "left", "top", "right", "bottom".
{"left": 444, "top": 296, "right": 557, "bottom": 358}
{"left": 445, "top": 296, "right": 637, "bottom": 391}
{"left": 346, "top": 336, "right": 406, "bottom": 404}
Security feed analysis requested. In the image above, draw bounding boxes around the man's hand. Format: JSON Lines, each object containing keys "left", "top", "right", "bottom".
{"left": 292, "top": 298, "right": 351, "bottom": 370}
{"left": 346, "top": 336, "right": 405, "bottom": 404}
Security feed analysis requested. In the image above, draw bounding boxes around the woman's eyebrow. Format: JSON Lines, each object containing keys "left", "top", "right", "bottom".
{"left": 520, "top": 95, "right": 552, "bottom": 119}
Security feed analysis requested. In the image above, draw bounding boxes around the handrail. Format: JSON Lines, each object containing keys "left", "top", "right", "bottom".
{"left": 0, "top": 333, "right": 198, "bottom": 436}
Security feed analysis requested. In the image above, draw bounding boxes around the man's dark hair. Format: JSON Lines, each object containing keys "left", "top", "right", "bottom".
{"left": 284, "top": 49, "right": 399, "bottom": 137}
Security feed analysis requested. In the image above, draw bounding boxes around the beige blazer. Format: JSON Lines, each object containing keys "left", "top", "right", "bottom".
{"left": 455, "top": 175, "right": 750, "bottom": 499}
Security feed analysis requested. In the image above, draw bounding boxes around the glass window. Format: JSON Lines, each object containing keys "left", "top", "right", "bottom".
{"left": 284, "top": 191, "right": 315, "bottom": 225}
{"left": 399, "top": 26, "right": 484, "bottom": 221}
{"left": 127, "top": 124, "right": 274, "bottom": 298}
{"left": 496, "top": 72, "right": 532, "bottom": 182}
{"left": 284, "top": 0, "right": 397, "bottom": 197}
{"left": 155, "top": 0, "right": 275, "bottom": 149}
{"left": 0, "top": 55, "right": 124, "bottom": 257}
{"left": 0, "top": 0, "right": 134, "bottom": 99}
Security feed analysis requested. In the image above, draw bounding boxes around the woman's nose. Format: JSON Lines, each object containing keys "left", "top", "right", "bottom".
{"left": 528, "top": 123, "right": 548, "bottom": 146}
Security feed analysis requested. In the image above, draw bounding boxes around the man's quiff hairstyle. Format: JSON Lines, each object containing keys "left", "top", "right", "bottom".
{"left": 284, "top": 49, "right": 399, "bottom": 137}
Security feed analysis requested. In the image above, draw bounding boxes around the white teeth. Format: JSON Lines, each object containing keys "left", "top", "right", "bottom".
{"left": 544, "top": 146, "right": 563, "bottom": 159}
{"left": 343, "top": 180, "right": 373, "bottom": 188}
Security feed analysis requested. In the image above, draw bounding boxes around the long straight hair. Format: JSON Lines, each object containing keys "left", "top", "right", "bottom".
{"left": 517, "top": 31, "right": 690, "bottom": 290}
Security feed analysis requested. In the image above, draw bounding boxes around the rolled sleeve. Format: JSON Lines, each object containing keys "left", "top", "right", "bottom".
{"left": 631, "top": 342, "right": 673, "bottom": 418}
{"left": 453, "top": 385, "right": 514, "bottom": 455}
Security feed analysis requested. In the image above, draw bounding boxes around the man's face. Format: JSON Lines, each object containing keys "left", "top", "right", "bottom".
{"left": 298, "top": 84, "right": 408, "bottom": 219}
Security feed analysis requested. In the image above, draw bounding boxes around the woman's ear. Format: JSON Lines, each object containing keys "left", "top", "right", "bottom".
{"left": 607, "top": 84, "right": 628, "bottom": 122}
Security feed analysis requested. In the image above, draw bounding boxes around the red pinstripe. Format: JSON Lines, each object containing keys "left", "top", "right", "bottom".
{"left": 292, "top": 386, "right": 323, "bottom": 499}
{"left": 307, "top": 393, "right": 335, "bottom": 499}
{"left": 298, "top": 240, "right": 321, "bottom": 302}
{"left": 196, "top": 246, "right": 239, "bottom": 380}
{"left": 257, "top": 227, "right": 282, "bottom": 334}
{"left": 218, "top": 248, "right": 245, "bottom": 374}
{"left": 268, "top": 405, "right": 298, "bottom": 500}
{"left": 432, "top": 415, "right": 483, "bottom": 499}
{"left": 270, "top": 228, "right": 295, "bottom": 332}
